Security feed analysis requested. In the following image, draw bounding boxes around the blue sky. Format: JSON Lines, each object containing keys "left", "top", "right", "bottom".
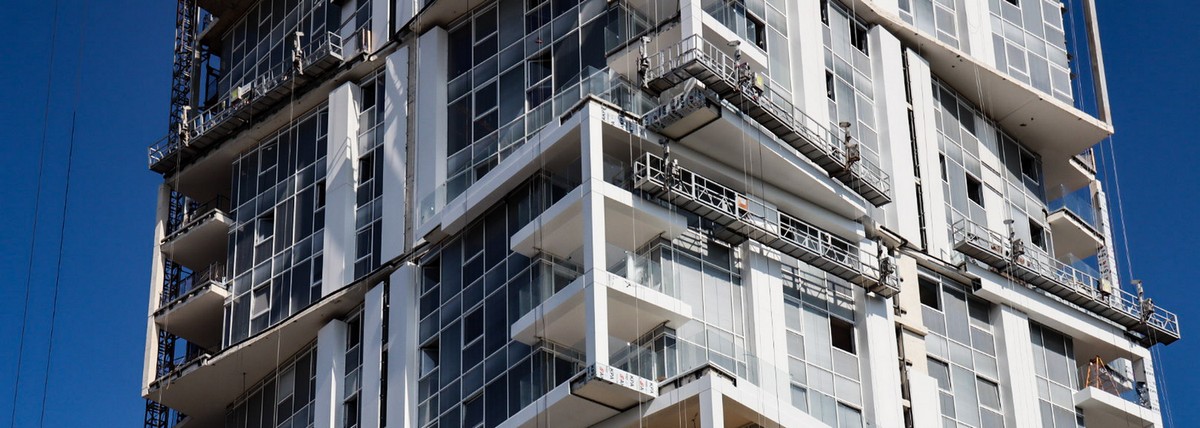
{"left": 0, "top": 1, "right": 1195, "bottom": 426}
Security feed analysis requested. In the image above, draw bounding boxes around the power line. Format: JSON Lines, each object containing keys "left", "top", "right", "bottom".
{"left": 9, "top": 1, "right": 62, "bottom": 426}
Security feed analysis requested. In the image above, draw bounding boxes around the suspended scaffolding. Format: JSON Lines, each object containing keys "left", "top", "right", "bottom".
{"left": 950, "top": 218, "right": 1180, "bottom": 345}
{"left": 633, "top": 152, "right": 899, "bottom": 297}
{"left": 640, "top": 35, "right": 892, "bottom": 207}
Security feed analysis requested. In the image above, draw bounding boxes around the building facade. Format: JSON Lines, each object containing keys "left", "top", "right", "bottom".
{"left": 142, "top": 0, "right": 1180, "bottom": 427}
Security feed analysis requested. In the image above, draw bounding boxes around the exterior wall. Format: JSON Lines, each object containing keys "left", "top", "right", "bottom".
{"left": 142, "top": 1, "right": 1173, "bottom": 428}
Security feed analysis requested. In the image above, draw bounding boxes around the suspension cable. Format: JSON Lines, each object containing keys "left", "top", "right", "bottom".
{"left": 9, "top": 1, "right": 62, "bottom": 426}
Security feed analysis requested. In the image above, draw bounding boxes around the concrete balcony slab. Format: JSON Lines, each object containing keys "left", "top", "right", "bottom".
{"left": 510, "top": 271, "right": 693, "bottom": 349}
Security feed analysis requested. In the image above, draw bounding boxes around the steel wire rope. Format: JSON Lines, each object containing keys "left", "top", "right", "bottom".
{"left": 9, "top": 1, "right": 62, "bottom": 426}
{"left": 36, "top": 0, "right": 90, "bottom": 424}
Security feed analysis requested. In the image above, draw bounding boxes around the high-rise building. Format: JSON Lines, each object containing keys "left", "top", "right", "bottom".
{"left": 141, "top": 1, "right": 1180, "bottom": 427}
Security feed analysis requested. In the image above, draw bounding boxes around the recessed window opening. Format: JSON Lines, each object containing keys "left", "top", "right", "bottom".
{"left": 919, "top": 278, "right": 941, "bottom": 309}
{"left": 1020, "top": 150, "right": 1039, "bottom": 182}
{"left": 830, "top": 317, "right": 856, "bottom": 354}
{"left": 1030, "top": 221, "right": 1046, "bottom": 250}
{"left": 966, "top": 175, "right": 984, "bottom": 207}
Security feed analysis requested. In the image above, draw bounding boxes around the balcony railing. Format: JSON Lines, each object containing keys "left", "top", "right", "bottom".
{"left": 633, "top": 152, "right": 899, "bottom": 297}
{"left": 165, "top": 195, "right": 230, "bottom": 238}
{"left": 1049, "top": 185, "right": 1099, "bottom": 231}
{"left": 148, "top": 31, "right": 344, "bottom": 172}
{"left": 950, "top": 219, "right": 1180, "bottom": 345}
{"left": 159, "top": 263, "right": 229, "bottom": 309}
{"left": 641, "top": 34, "right": 892, "bottom": 206}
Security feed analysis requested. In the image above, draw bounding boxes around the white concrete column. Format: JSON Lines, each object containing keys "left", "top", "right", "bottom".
{"left": 792, "top": 0, "right": 831, "bottom": 124}
{"left": 360, "top": 284, "right": 385, "bottom": 428}
{"left": 371, "top": 0, "right": 390, "bottom": 54}
{"left": 905, "top": 49, "right": 948, "bottom": 256}
{"left": 698, "top": 387, "right": 724, "bottom": 428}
{"left": 316, "top": 319, "right": 350, "bottom": 428}
{"left": 142, "top": 183, "right": 172, "bottom": 393}
{"left": 581, "top": 106, "right": 609, "bottom": 365}
{"left": 994, "top": 305, "right": 1041, "bottom": 427}
{"left": 871, "top": 27, "right": 917, "bottom": 238}
{"left": 324, "top": 82, "right": 362, "bottom": 297}
{"left": 908, "top": 372, "right": 942, "bottom": 427}
{"left": 960, "top": 0, "right": 995, "bottom": 65}
{"left": 860, "top": 293, "right": 905, "bottom": 428}
{"left": 386, "top": 264, "right": 419, "bottom": 428}
{"left": 381, "top": 47, "right": 409, "bottom": 262}
{"left": 679, "top": 0, "right": 703, "bottom": 39}
{"left": 741, "top": 242, "right": 790, "bottom": 402}
{"left": 395, "top": 0, "right": 417, "bottom": 30}
{"left": 414, "top": 28, "right": 449, "bottom": 225}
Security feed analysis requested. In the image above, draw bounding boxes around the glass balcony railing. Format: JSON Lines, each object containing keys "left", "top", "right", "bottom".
{"left": 1048, "top": 185, "right": 1098, "bottom": 231}
{"left": 609, "top": 325, "right": 756, "bottom": 385}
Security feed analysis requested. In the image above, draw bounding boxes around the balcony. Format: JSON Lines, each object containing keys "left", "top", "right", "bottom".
{"left": 1047, "top": 186, "right": 1103, "bottom": 260}
{"left": 146, "top": 281, "right": 369, "bottom": 427}
{"left": 507, "top": 171, "right": 689, "bottom": 263}
{"left": 1074, "top": 358, "right": 1158, "bottom": 428}
{"left": 1045, "top": 152, "right": 1097, "bottom": 200}
{"left": 148, "top": 32, "right": 344, "bottom": 174}
{"left": 509, "top": 268, "right": 694, "bottom": 351}
{"left": 154, "top": 263, "right": 229, "bottom": 351}
{"left": 633, "top": 152, "right": 899, "bottom": 297}
{"left": 950, "top": 219, "right": 1180, "bottom": 345}
{"left": 641, "top": 35, "right": 892, "bottom": 206}
{"left": 160, "top": 196, "right": 232, "bottom": 270}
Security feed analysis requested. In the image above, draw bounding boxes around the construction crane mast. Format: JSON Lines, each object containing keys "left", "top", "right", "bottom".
{"left": 145, "top": 1, "right": 198, "bottom": 427}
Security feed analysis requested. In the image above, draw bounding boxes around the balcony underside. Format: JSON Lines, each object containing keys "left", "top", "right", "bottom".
{"left": 1045, "top": 156, "right": 1096, "bottom": 200}
{"left": 154, "top": 282, "right": 229, "bottom": 351}
{"left": 510, "top": 271, "right": 694, "bottom": 349}
{"left": 160, "top": 211, "right": 232, "bottom": 270}
{"left": 500, "top": 363, "right": 657, "bottom": 428}
{"left": 1048, "top": 208, "right": 1102, "bottom": 260}
{"left": 509, "top": 181, "right": 689, "bottom": 261}
{"left": 670, "top": 100, "right": 867, "bottom": 221}
{"left": 144, "top": 282, "right": 368, "bottom": 427}
{"left": 850, "top": 1, "right": 1112, "bottom": 164}
{"left": 1074, "top": 387, "right": 1157, "bottom": 428}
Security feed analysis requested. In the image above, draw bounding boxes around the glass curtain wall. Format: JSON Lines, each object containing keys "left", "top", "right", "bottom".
{"left": 988, "top": 0, "right": 1073, "bottom": 103}
{"left": 214, "top": 0, "right": 341, "bottom": 103}
{"left": 782, "top": 259, "right": 865, "bottom": 428}
{"left": 823, "top": 0, "right": 883, "bottom": 170}
{"left": 919, "top": 272, "right": 1005, "bottom": 428}
{"left": 225, "top": 342, "right": 319, "bottom": 428}
{"left": 898, "top": 0, "right": 968, "bottom": 50}
{"left": 701, "top": 0, "right": 793, "bottom": 94}
{"left": 1030, "top": 322, "right": 1086, "bottom": 428}
{"left": 415, "top": 173, "right": 579, "bottom": 428}
{"left": 354, "top": 72, "right": 386, "bottom": 279}
{"left": 932, "top": 78, "right": 1050, "bottom": 251}
{"left": 226, "top": 106, "right": 329, "bottom": 347}
{"left": 444, "top": 0, "right": 654, "bottom": 201}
